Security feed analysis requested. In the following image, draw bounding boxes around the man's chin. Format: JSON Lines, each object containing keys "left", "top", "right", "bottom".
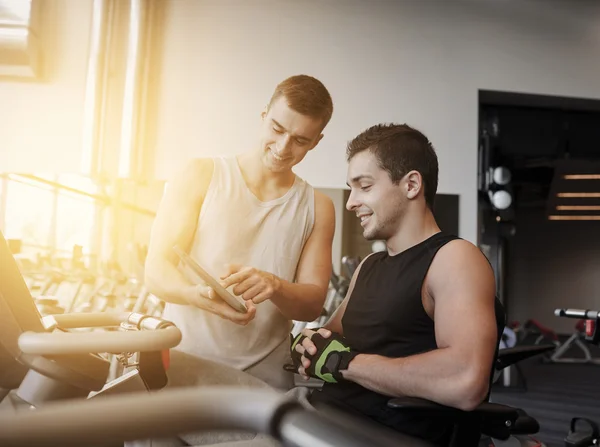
{"left": 362, "top": 230, "right": 376, "bottom": 241}
{"left": 363, "top": 225, "right": 385, "bottom": 241}
{"left": 266, "top": 160, "right": 293, "bottom": 173}
{"left": 266, "top": 163, "right": 287, "bottom": 173}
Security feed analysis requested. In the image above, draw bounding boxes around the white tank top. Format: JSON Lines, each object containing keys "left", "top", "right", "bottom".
{"left": 162, "top": 156, "right": 315, "bottom": 370}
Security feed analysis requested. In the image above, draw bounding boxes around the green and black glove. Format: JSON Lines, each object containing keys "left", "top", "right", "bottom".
{"left": 290, "top": 332, "right": 308, "bottom": 370}
{"left": 290, "top": 331, "right": 358, "bottom": 383}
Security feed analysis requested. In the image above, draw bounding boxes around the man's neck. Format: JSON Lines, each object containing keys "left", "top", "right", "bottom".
{"left": 236, "top": 150, "right": 296, "bottom": 202}
{"left": 386, "top": 207, "right": 441, "bottom": 256}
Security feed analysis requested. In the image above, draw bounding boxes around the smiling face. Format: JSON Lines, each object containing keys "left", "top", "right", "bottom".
{"left": 258, "top": 96, "right": 324, "bottom": 173}
{"left": 346, "top": 150, "right": 409, "bottom": 241}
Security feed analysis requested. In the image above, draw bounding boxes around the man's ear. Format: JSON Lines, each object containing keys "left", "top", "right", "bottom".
{"left": 405, "top": 170, "right": 423, "bottom": 200}
{"left": 261, "top": 104, "right": 269, "bottom": 120}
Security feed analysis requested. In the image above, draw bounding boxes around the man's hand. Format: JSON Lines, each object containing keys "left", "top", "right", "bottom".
{"left": 291, "top": 327, "right": 358, "bottom": 383}
{"left": 187, "top": 283, "right": 256, "bottom": 325}
{"left": 220, "top": 264, "right": 281, "bottom": 304}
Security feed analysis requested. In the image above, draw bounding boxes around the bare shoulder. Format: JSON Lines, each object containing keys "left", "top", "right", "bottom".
{"left": 169, "top": 158, "right": 215, "bottom": 199}
{"left": 427, "top": 238, "right": 495, "bottom": 296}
{"left": 313, "top": 190, "right": 335, "bottom": 225}
{"left": 178, "top": 158, "right": 214, "bottom": 187}
{"left": 435, "top": 238, "right": 491, "bottom": 269}
{"left": 314, "top": 189, "right": 334, "bottom": 209}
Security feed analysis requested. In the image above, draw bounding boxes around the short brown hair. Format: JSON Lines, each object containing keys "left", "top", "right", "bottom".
{"left": 347, "top": 123, "right": 439, "bottom": 209}
{"left": 267, "top": 75, "right": 334, "bottom": 129}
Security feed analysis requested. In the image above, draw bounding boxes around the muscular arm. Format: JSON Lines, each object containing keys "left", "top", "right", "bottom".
{"left": 342, "top": 240, "right": 498, "bottom": 411}
{"left": 269, "top": 191, "right": 336, "bottom": 322}
{"left": 144, "top": 159, "right": 212, "bottom": 305}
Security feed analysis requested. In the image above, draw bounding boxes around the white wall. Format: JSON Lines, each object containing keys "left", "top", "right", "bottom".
{"left": 0, "top": 0, "right": 93, "bottom": 173}
{"left": 153, "top": 0, "right": 600, "bottom": 242}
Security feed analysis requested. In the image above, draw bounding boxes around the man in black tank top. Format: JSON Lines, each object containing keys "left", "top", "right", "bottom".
{"left": 292, "top": 124, "right": 499, "bottom": 446}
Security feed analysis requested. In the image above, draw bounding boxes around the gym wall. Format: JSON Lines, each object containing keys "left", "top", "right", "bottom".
{"left": 507, "top": 208, "right": 600, "bottom": 335}
{"left": 1, "top": 1, "right": 599, "bottom": 250}
{"left": 151, "top": 0, "right": 600, "bottom": 244}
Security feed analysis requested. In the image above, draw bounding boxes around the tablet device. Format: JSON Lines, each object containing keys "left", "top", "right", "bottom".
{"left": 173, "top": 246, "right": 247, "bottom": 314}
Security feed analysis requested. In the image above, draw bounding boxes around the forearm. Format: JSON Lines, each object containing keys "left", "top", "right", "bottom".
{"left": 270, "top": 279, "right": 326, "bottom": 322}
{"left": 343, "top": 349, "right": 487, "bottom": 411}
{"left": 145, "top": 258, "right": 194, "bottom": 305}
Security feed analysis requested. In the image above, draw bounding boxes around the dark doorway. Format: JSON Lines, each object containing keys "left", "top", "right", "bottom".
{"left": 477, "top": 90, "right": 600, "bottom": 328}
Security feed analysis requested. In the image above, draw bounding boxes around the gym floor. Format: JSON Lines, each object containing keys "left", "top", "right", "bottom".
{"left": 491, "top": 342, "right": 600, "bottom": 447}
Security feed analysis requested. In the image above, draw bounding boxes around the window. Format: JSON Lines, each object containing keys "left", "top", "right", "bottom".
{"left": 3, "top": 178, "right": 55, "bottom": 248}
{"left": 55, "top": 192, "right": 97, "bottom": 254}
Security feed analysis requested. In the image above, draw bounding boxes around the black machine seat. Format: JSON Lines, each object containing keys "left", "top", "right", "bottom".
{"left": 387, "top": 395, "right": 539, "bottom": 442}
{"left": 0, "top": 231, "right": 109, "bottom": 391}
{"left": 509, "top": 409, "right": 540, "bottom": 435}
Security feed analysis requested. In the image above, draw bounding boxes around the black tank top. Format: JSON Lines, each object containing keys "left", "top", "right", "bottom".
{"left": 309, "top": 232, "right": 460, "bottom": 446}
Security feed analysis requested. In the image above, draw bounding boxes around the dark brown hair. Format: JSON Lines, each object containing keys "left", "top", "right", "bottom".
{"left": 347, "top": 123, "right": 439, "bottom": 209}
{"left": 268, "top": 75, "right": 334, "bottom": 129}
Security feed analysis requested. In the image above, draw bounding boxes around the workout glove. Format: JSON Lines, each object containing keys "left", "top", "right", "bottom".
{"left": 290, "top": 331, "right": 358, "bottom": 383}
{"left": 290, "top": 332, "right": 310, "bottom": 369}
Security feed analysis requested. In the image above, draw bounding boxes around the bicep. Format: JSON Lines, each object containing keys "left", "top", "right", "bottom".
{"left": 431, "top": 242, "right": 498, "bottom": 373}
{"left": 294, "top": 192, "right": 335, "bottom": 292}
{"left": 147, "top": 160, "right": 212, "bottom": 266}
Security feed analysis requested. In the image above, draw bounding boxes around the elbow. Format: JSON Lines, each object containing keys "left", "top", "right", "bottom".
{"left": 453, "top": 373, "right": 490, "bottom": 412}
{"left": 307, "top": 302, "right": 324, "bottom": 322}
{"left": 307, "top": 288, "right": 328, "bottom": 321}
{"left": 294, "top": 295, "right": 325, "bottom": 322}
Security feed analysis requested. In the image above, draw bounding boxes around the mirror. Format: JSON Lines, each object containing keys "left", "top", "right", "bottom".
{"left": 0, "top": 0, "right": 42, "bottom": 79}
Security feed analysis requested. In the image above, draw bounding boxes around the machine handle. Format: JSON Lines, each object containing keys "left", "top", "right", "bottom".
{"left": 554, "top": 308, "right": 600, "bottom": 320}
{"left": 0, "top": 387, "right": 429, "bottom": 447}
{"left": 42, "top": 312, "right": 174, "bottom": 331}
{"left": 42, "top": 312, "right": 131, "bottom": 330}
{"left": 18, "top": 325, "right": 181, "bottom": 355}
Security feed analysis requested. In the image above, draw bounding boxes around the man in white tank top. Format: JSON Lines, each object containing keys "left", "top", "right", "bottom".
{"left": 145, "top": 75, "right": 336, "bottom": 390}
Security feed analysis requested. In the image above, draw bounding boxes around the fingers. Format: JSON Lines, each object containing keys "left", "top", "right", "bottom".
{"left": 195, "top": 284, "right": 215, "bottom": 300}
{"left": 298, "top": 366, "right": 310, "bottom": 381}
{"left": 300, "top": 337, "right": 317, "bottom": 357}
{"left": 297, "top": 354, "right": 312, "bottom": 380}
{"left": 234, "top": 276, "right": 260, "bottom": 298}
{"left": 294, "top": 327, "right": 332, "bottom": 369}
{"left": 191, "top": 284, "right": 256, "bottom": 326}
{"left": 236, "top": 277, "right": 274, "bottom": 304}
{"left": 316, "top": 327, "right": 332, "bottom": 338}
{"left": 220, "top": 267, "right": 253, "bottom": 289}
{"left": 220, "top": 263, "right": 243, "bottom": 279}
{"left": 294, "top": 328, "right": 334, "bottom": 380}
{"left": 211, "top": 300, "right": 256, "bottom": 325}
{"left": 300, "top": 328, "right": 316, "bottom": 338}
{"left": 219, "top": 266, "right": 278, "bottom": 304}
{"left": 248, "top": 288, "right": 272, "bottom": 304}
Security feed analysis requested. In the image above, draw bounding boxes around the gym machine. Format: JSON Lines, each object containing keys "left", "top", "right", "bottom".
{"left": 0, "top": 228, "right": 434, "bottom": 447}
{"left": 555, "top": 308, "right": 600, "bottom": 447}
